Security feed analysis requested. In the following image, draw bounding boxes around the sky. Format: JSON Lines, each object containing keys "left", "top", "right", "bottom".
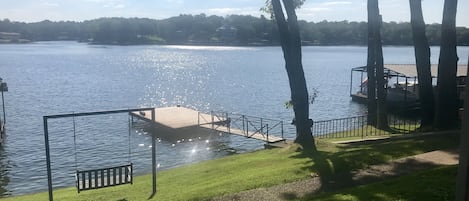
{"left": 0, "top": 0, "right": 468, "bottom": 27}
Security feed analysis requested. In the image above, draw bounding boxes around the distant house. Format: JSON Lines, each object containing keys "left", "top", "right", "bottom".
{"left": 0, "top": 32, "right": 21, "bottom": 40}
{"left": 216, "top": 25, "right": 237, "bottom": 43}
{"left": 0, "top": 32, "right": 30, "bottom": 43}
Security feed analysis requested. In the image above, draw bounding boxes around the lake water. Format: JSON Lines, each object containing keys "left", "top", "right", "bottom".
{"left": 0, "top": 42, "right": 468, "bottom": 196}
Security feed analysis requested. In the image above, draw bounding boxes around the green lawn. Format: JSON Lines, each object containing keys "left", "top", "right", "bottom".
{"left": 1, "top": 132, "right": 459, "bottom": 201}
{"left": 305, "top": 166, "right": 457, "bottom": 201}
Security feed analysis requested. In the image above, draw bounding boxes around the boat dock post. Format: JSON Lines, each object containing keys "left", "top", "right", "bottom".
{"left": 0, "top": 77, "right": 8, "bottom": 144}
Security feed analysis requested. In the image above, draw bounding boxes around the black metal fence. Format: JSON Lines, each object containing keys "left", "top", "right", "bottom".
{"left": 312, "top": 115, "right": 420, "bottom": 139}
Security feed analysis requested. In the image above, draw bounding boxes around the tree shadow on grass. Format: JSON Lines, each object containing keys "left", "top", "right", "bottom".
{"left": 287, "top": 136, "right": 458, "bottom": 200}
{"left": 290, "top": 147, "right": 356, "bottom": 193}
{"left": 300, "top": 161, "right": 457, "bottom": 201}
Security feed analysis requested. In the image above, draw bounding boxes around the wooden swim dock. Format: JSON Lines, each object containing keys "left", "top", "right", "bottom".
{"left": 131, "top": 106, "right": 224, "bottom": 129}
{"left": 130, "top": 106, "right": 286, "bottom": 143}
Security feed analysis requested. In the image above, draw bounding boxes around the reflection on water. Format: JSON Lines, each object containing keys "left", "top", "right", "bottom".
{"left": 0, "top": 146, "right": 10, "bottom": 196}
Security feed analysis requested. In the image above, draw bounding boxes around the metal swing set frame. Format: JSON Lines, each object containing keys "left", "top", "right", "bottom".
{"left": 43, "top": 108, "right": 157, "bottom": 201}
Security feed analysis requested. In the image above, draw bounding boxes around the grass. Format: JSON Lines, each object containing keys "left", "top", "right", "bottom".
{"left": 318, "top": 124, "right": 420, "bottom": 143}
{"left": 319, "top": 134, "right": 400, "bottom": 144}
{"left": 2, "top": 132, "right": 459, "bottom": 201}
{"left": 304, "top": 166, "right": 457, "bottom": 201}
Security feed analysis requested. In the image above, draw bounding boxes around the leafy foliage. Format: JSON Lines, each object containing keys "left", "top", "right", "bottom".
{"left": 260, "top": 0, "right": 306, "bottom": 19}
{"left": 1, "top": 16, "right": 468, "bottom": 45}
{"left": 285, "top": 88, "right": 318, "bottom": 109}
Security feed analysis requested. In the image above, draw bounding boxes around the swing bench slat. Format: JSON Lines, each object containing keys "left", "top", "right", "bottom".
{"left": 76, "top": 163, "right": 133, "bottom": 193}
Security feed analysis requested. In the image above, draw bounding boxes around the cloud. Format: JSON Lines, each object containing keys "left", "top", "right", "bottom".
{"left": 164, "top": 0, "right": 184, "bottom": 4}
{"left": 207, "top": 8, "right": 242, "bottom": 13}
{"left": 87, "top": 0, "right": 125, "bottom": 9}
{"left": 102, "top": 3, "right": 125, "bottom": 9}
{"left": 297, "top": 0, "right": 365, "bottom": 22}
{"left": 322, "top": 1, "right": 353, "bottom": 6}
{"left": 302, "top": 7, "right": 331, "bottom": 12}
{"left": 42, "top": 2, "right": 60, "bottom": 7}
{"left": 83, "top": 0, "right": 117, "bottom": 2}
{"left": 83, "top": 0, "right": 125, "bottom": 8}
{"left": 114, "top": 4, "right": 125, "bottom": 8}
{"left": 300, "top": 1, "right": 354, "bottom": 14}
{"left": 204, "top": 7, "right": 261, "bottom": 16}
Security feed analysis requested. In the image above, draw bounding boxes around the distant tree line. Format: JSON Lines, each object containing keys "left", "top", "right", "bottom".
{"left": 0, "top": 14, "right": 468, "bottom": 46}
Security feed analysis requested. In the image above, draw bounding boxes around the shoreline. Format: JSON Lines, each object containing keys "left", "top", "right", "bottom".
{"left": 3, "top": 40, "right": 469, "bottom": 47}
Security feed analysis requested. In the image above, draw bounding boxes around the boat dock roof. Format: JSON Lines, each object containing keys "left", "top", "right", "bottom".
{"left": 352, "top": 64, "right": 468, "bottom": 78}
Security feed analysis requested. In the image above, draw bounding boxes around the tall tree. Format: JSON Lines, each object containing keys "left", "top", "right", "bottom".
{"left": 435, "top": 0, "right": 459, "bottom": 130}
{"left": 270, "top": 0, "right": 316, "bottom": 150}
{"left": 409, "top": 0, "right": 435, "bottom": 129}
{"left": 366, "top": 4, "right": 377, "bottom": 126}
{"left": 366, "top": 0, "right": 378, "bottom": 126}
{"left": 370, "top": 1, "right": 388, "bottom": 129}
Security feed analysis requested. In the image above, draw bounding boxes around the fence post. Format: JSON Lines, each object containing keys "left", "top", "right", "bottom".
{"left": 197, "top": 112, "right": 200, "bottom": 126}
{"left": 225, "top": 112, "right": 229, "bottom": 126}
{"left": 342, "top": 118, "right": 345, "bottom": 138}
{"left": 260, "top": 118, "right": 263, "bottom": 134}
{"left": 242, "top": 115, "right": 246, "bottom": 136}
{"left": 361, "top": 116, "right": 364, "bottom": 139}
{"left": 344, "top": 118, "right": 347, "bottom": 138}
{"left": 211, "top": 111, "right": 214, "bottom": 130}
{"left": 281, "top": 121, "right": 284, "bottom": 140}
{"left": 329, "top": 120, "right": 338, "bottom": 137}
{"left": 311, "top": 120, "right": 315, "bottom": 136}
{"left": 266, "top": 124, "right": 269, "bottom": 142}
{"left": 321, "top": 121, "right": 324, "bottom": 138}
{"left": 246, "top": 117, "right": 249, "bottom": 137}
{"left": 227, "top": 116, "right": 231, "bottom": 133}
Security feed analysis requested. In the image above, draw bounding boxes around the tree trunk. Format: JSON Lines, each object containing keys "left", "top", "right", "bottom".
{"left": 372, "top": 6, "right": 388, "bottom": 129}
{"left": 435, "top": 0, "right": 459, "bottom": 130}
{"left": 272, "top": 0, "right": 316, "bottom": 150}
{"left": 409, "top": 0, "right": 435, "bottom": 129}
{"left": 455, "top": 57, "right": 469, "bottom": 201}
{"left": 366, "top": 0, "right": 377, "bottom": 126}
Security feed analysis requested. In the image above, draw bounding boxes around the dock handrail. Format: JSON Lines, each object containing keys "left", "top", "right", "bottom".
{"left": 199, "top": 111, "right": 285, "bottom": 142}
{"left": 197, "top": 110, "right": 228, "bottom": 127}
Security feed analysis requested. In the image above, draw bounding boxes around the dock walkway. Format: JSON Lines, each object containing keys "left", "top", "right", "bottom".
{"left": 199, "top": 124, "right": 284, "bottom": 143}
{"left": 130, "top": 106, "right": 285, "bottom": 143}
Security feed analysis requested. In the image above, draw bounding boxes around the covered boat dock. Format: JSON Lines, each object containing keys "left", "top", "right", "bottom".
{"left": 350, "top": 64, "right": 467, "bottom": 109}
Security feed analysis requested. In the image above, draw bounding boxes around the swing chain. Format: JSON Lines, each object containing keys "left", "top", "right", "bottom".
{"left": 72, "top": 115, "right": 78, "bottom": 171}
{"left": 128, "top": 114, "right": 131, "bottom": 163}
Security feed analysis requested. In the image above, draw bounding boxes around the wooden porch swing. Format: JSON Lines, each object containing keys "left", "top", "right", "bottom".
{"left": 72, "top": 115, "right": 133, "bottom": 193}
